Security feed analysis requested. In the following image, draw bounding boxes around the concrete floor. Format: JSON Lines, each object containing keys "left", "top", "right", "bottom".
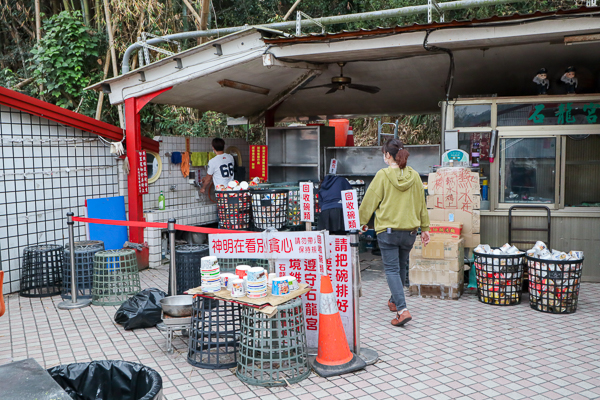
{"left": 1, "top": 261, "right": 599, "bottom": 400}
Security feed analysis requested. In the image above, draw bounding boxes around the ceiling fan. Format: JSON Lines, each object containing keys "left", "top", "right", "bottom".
{"left": 299, "top": 62, "right": 381, "bottom": 94}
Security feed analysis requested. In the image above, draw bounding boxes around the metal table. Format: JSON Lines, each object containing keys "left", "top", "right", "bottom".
{"left": 0, "top": 358, "right": 71, "bottom": 400}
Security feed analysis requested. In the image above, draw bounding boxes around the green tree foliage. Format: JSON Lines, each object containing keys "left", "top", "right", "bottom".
{"left": 29, "top": 11, "right": 104, "bottom": 110}
{"left": 0, "top": 0, "right": 583, "bottom": 143}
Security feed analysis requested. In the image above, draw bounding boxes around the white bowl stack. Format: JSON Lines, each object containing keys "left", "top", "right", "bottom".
{"left": 201, "top": 256, "right": 221, "bottom": 293}
{"left": 246, "top": 267, "right": 267, "bottom": 298}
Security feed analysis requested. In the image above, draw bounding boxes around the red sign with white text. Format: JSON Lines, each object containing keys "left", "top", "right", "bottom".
{"left": 250, "top": 145, "right": 268, "bottom": 181}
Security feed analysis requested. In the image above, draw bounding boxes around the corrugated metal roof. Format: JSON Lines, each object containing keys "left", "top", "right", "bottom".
{"left": 264, "top": 6, "right": 600, "bottom": 44}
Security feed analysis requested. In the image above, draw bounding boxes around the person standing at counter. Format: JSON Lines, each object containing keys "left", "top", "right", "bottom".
{"left": 200, "top": 138, "right": 234, "bottom": 193}
{"left": 359, "top": 139, "right": 430, "bottom": 327}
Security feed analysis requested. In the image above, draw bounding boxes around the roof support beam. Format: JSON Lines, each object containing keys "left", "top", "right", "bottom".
{"left": 250, "top": 68, "right": 322, "bottom": 122}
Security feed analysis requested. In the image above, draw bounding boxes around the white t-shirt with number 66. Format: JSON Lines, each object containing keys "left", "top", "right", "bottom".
{"left": 207, "top": 153, "right": 235, "bottom": 188}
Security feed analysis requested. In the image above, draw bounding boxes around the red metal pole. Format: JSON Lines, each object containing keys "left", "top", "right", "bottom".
{"left": 124, "top": 87, "right": 172, "bottom": 269}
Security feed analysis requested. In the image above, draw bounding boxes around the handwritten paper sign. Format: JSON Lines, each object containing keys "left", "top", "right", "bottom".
{"left": 300, "top": 182, "right": 314, "bottom": 222}
{"left": 341, "top": 189, "right": 359, "bottom": 231}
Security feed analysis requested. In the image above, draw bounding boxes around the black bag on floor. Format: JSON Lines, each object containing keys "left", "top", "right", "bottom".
{"left": 114, "top": 288, "right": 166, "bottom": 330}
{"left": 48, "top": 360, "right": 163, "bottom": 400}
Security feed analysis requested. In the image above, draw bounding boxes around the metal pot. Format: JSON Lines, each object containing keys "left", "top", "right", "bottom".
{"left": 160, "top": 295, "right": 194, "bottom": 317}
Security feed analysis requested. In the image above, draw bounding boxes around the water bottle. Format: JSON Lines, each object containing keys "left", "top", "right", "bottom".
{"left": 158, "top": 191, "right": 165, "bottom": 210}
{"left": 482, "top": 180, "right": 489, "bottom": 201}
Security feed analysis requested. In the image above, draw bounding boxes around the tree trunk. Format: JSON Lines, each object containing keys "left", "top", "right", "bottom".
{"left": 52, "top": 0, "right": 60, "bottom": 15}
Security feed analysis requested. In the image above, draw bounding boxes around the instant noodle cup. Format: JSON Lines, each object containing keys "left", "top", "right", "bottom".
{"left": 271, "top": 278, "right": 289, "bottom": 296}
{"left": 534, "top": 241, "right": 547, "bottom": 253}
{"left": 239, "top": 181, "right": 249, "bottom": 190}
{"left": 500, "top": 243, "right": 512, "bottom": 253}
{"left": 246, "top": 267, "right": 266, "bottom": 282}
{"left": 231, "top": 279, "right": 245, "bottom": 297}
{"left": 569, "top": 251, "right": 583, "bottom": 260}
{"left": 220, "top": 273, "right": 236, "bottom": 289}
{"left": 235, "top": 265, "right": 251, "bottom": 279}
{"left": 284, "top": 276, "right": 299, "bottom": 291}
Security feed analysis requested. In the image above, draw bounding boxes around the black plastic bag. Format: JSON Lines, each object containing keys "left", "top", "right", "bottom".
{"left": 48, "top": 360, "right": 163, "bottom": 400}
{"left": 114, "top": 288, "right": 166, "bottom": 330}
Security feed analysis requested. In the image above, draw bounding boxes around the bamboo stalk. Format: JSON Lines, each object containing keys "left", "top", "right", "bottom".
{"left": 95, "top": 0, "right": 102, "bottom": 28}
{"left": 283, "top": 0, "right": 302, "bottom": 20}
{"left": 63, "top": 0, "right": 71, "bottom": 12}
{"left": 82, "top": 0, "right": 91, "bottom": 26}
{"left": 181, "top": 0, "right": 202, "bottom": 29}
{"left": 102, "top": 0, "right": 124, "bottom": 128}
{"left": 199, "top": 0, "right": 209, "bottom": 43}
{"left": 95, "top": 47, "right": 111, "bottom": 120}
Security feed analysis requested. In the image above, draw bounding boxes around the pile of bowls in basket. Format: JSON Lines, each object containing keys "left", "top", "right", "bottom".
{"left": 200, "top": 256, "right": 299, "bottom": 299}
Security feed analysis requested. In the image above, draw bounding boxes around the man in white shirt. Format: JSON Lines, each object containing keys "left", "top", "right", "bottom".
{"left": 200, "top": 138, "right": 235, "bottom": 193}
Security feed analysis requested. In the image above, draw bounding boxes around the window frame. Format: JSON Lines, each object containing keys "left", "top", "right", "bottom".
{"left": 447, "top": 96, "right": 600, "bottom": 212}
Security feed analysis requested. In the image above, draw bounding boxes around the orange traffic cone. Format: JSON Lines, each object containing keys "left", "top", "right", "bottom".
{"left": 310, "top": 275, "right": 366, "bottom": 377}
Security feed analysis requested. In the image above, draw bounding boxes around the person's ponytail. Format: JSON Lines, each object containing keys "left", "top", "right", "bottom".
{"left": 383, "top": 138, "right": 410, "bottom": 168}
{"left": 395, "top": 149, "right": 410, "bottom": 169}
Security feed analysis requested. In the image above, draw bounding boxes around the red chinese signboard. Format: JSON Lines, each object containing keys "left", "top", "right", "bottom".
{"left": 279, "top": 235, "right": 354, "bottom": 349}
{"left": 138, "top": 151, "right": 149, "bottom": 194}
{"left": 250, "top": 145, "right": 268, "bottom": 181}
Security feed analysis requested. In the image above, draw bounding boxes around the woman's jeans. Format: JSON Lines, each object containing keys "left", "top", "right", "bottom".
{"left": 377, "top": 230, "right": 417, "bottom": 311}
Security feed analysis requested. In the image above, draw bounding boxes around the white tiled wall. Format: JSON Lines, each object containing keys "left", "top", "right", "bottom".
{"left": 117, "top": 136, "right": 250, "bottom": 268}
{"left": 0, "top": 105, "right": 119, "bottom": 294}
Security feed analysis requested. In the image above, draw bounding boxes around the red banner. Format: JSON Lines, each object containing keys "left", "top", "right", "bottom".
{"left": 250, "top": 145, "right": 268, "bottom": 181}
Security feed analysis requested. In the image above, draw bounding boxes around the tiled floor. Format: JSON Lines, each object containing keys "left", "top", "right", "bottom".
{"left": 1, "top": 263, "right": 599, "bottom": 400}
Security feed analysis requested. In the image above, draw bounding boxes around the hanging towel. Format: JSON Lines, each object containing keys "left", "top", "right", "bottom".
{"left": 171, "top": 151, "right": 182, "bottom": 164}
{"left": 181, "top": 152, "right": 190, "bottom": 178}
{"left": 191, "top": 152, "right": 208, "bottom": 167}
{"left": 208, "top": 152, "right": 216, "bottom": 161}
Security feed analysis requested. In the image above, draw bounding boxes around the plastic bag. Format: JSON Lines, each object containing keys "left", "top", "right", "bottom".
{"left": 48, "top": 360, "right": 163, "bottom": 400}
{"left": 114, "top": 288, "right": 166, "bottom": 330}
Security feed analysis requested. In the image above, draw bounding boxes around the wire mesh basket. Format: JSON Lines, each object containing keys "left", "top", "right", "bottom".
{"left": 216, "top": 189, "right": 251, "bottom": 230}
{"left": 526, "top": 255, "right": 584, "bottom": 314}
{"left": 92, "top": 249, "right": 141, "bottom": 306}
{"left": 473, "top": 249, "right": 526, "bottom": 306}
{"left": 62, "top": 240, "right": 104, "bottom": 300}
{"left": 20, "top": 244, "right": 64, "bottom": 298}
{"left": 217, "top": 258, "right": 269, "bottom": 273}
{"left": 169, "top": 244, "right": 210, "bottom": 295}
{"left": 237, "top": 297, "right": 310, "bottom": 387}
{"left": 249, "top": 188, "right": 289, "bottom": 231}
{"left": 350, "top": 182, "right": 366, "bottom": 206}
{"left": 268, "top": 182, "right": 302, "bottom": 228}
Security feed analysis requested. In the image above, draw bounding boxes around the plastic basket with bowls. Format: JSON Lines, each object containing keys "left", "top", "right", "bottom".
{"left": 526, "top": 251, "right": 584, "bottom": 314}
{"left": 216, "top": 189, "right": 251, "bottom": 230}
{"left": 249, "top": 188, "right": 289, "bottom": 230}
{"left": 473, "top": 245, "right": 526, "bottom": 306}
{"left": 347, "top": 180, "right": 366, "bottom": 206}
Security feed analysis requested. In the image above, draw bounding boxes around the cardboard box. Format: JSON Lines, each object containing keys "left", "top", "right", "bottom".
{"left": 427, "top": 194, "right": 481, "bottom": 210}
{"left": 428, "top": 169, "right": 480, "bottom": 196}
{"left": 428, "top": 221, "right": 463, "bottom": 240}
{"left": 409, "top": 282, "right": 464, "bottom": 300}
{"left": 428, "top": 209, "right": 480, "bottom": 235}
{"left": 411, "top": 237, "right": 464, "bottom": 260}
{"left": 463, "top": 233, "right": 481, "bottom": 249}
{"left": 409, "top": 268, "right": 463, "bottom": 285}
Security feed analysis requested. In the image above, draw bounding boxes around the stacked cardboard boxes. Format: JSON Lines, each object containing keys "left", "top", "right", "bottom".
{"left": 426, "top": 167, "right": 481, "bottom": 248}
{"left": 409, "top": 222, "right": 465, "bottom": 300}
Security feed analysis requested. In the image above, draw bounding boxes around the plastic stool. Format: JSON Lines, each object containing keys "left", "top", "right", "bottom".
{"left": 187, "top": 297, "right": 241, "bottom": 369}
{"left": 237, "top": 297, "right": 310, "bottom": 387}
{"left": 20, "top": 245, "right": 64, "bottom": 297}
{"left": 169, "top": 244, "right": 209, "bottom": 296}
{"left": 92, "top": 249, "right": 141, "bottom": 306}
{"left": 62, "top": 240, "right": 104, "bottom": 300}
